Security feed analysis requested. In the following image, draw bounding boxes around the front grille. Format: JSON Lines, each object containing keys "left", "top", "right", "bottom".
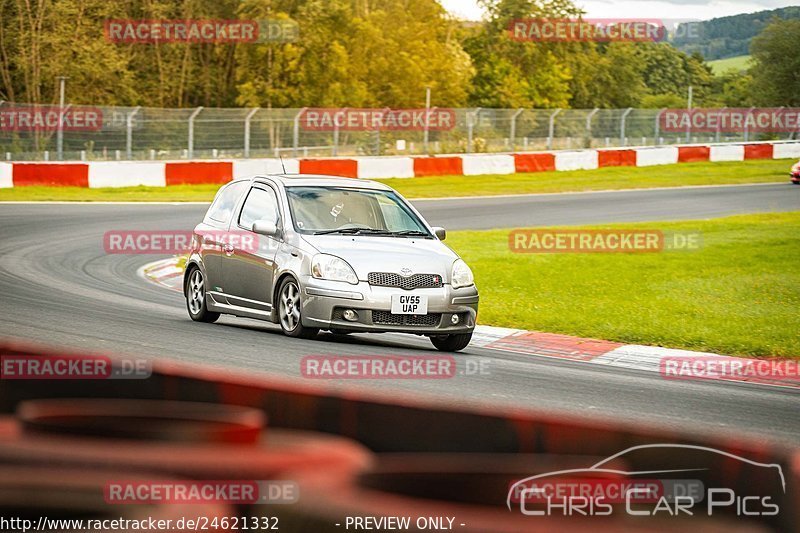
{"left": 372, "top": 311, "right": 441, "bottom": 327}
{"left": 368, "top": 272, "right": 443, "bottom": 290}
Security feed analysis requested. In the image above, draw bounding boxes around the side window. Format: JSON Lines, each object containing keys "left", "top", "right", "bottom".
{"left": 239, "top": 187, "right": 280, "bottom": 230}
{"left": 206, "top": 181, "right": 248, "bottom": 225}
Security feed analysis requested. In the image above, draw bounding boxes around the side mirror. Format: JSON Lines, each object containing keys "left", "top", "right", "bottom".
{"left": 432, "top": 226, "right": 446, "bottom": 240}
{"left": 252, "top": 219, "right": 278, "bottom": 237}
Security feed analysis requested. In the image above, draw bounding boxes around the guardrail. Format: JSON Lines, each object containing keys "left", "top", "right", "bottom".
{"left": 1, "top": 141, "right": 798, "bottom": 188}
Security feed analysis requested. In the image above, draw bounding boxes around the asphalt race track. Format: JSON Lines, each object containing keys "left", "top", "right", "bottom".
{"left": 414, "top": 182, "right": 800, "bottom": 229}
{"left": 1, "top": 182, "right": 798, "bottom": 444}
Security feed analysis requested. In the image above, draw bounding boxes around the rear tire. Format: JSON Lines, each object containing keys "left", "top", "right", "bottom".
{"left": 185, "top": 267, "right": 220, "bottom": 323}
{"left": 430, "top": 332, "right": 473, "bottom": 352}
{"left": 277, "top": 277, "right": 319, "bottom": 339}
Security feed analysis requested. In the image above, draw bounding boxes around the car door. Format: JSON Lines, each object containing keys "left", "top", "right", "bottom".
{"left": 222, "top": 184, "right": 281, "bottom": 312}
{"left": 199, "top": 180, "right": 249, "bottom": 296}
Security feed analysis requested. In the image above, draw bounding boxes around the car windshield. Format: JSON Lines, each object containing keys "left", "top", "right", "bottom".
{"left": 285, "top": 186, "right": 430, "bottom": 236}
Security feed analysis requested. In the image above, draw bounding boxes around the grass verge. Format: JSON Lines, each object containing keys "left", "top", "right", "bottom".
{"left": 0, "top": 159, "right": 792, "bottom": 202}
{"left": 380, "top": 159, "right": 790, "bottom": 198}
{"left": 447, "top": 212, "right": 800, "bottom": 358}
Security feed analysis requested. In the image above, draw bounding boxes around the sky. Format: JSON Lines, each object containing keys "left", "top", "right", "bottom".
{"left": 440, "top": 0, "right": 800, "bottom": 21}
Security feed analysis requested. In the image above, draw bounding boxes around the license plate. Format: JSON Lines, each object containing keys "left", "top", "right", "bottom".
{"left": 390, "top": 294, "right": 428, "bottom": 315}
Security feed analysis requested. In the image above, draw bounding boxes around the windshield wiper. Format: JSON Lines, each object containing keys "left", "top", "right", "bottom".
{"left": 314, "top": 228, "right": 393, "bottom": 235}
{"left": 390, "top": 230, "right": 431, "bottom": 237}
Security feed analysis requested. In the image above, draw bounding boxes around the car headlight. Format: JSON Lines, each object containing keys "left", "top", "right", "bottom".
{"left": 311, "top": 254, "right": 358, "bottom": 285}
{"left": 451, "top": 258, "right": 474, "bottom": 289}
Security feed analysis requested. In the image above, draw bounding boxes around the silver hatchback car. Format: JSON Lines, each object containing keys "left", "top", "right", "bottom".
{"left": 183, "top": 175, "right": 479, "bottom": 352}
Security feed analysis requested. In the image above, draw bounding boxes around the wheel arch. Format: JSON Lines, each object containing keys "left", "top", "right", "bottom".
{"left": 183, "top": 259, "right": 202, "bottom": 296}
{"left": 273, "top": 271, "right": 299, "bottom": 306}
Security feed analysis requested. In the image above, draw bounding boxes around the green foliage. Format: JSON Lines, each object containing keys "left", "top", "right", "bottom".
{"left": 0, "top": 0, "right": 791, "bottom": 110}
{"left": 672, "top": 6, "right": 800, "bottom": 61}
{"left": 749, "top": 18, "right": 800, "bottom": 107}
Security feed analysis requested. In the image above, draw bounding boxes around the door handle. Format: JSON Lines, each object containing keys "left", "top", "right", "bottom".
{"left": 223, "top": 244, "right": 234, "bottom": 256}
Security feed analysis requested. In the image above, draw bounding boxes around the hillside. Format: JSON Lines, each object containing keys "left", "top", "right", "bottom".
{"left": 707, "top": 54, "right": 752, "bottom": 75}
{"left": 671, "top": 6, "right": 800, "bottom": 60}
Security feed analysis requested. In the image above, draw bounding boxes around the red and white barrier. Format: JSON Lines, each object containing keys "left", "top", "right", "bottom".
{"left": 88, "top": 162, "right": 167, "bottom": 188}
{"left": 774, "top": 142, "right": 800, "bottom": 159}
{"left": 461, "top": 154, "right": 515, "bottom": 176}
{"left": 709, "top": 144, "right": 745, "bottom": 162}
{"left": 356, "top": 157, "right": 414, "bottom": 179}
{"left": 554, "top": 150, "right": 599, "bottom": 171}
{"left": 232, "top": 158, "right": 299, "bottom": 179}
{"left": 2, "top": 141, "right": 799, "bottom": 187}
{"left": 635, "top": 146, "right": 679, "bottom": 166}
{"left": 0, "top": 163, "right": 12, "bottom": 188}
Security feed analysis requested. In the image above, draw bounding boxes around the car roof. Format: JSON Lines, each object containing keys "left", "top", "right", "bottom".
{"left": 247, "top": 174, "right": 392, "bottom": 191}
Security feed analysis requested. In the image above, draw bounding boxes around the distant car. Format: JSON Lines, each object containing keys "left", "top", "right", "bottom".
{"left": 183, "top": 175, "right": 479, "bottom": 352}
{"left": 791, "top": 160, "right": 800, "bottom": 184}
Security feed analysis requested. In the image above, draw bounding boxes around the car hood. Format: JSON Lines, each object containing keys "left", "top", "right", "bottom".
{"left": 300, "top": 235, "right": 459, "bottom": 281}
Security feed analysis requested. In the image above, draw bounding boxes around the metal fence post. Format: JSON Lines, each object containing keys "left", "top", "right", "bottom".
{"left": 57, "top": 104, "right": 72, "bottom": 161}
{"left": 333, "top": 107, "right": 347, "bottom": 156}
{"left": 126, "top": 106, "right": 141, "bottom": 160}
{"left": 467, "top": 108, "right": 481, "bottom": 154}
{"left": 715, "top": 107, "right": 726, "bottom": 143}
{"left": 187, "top": 107, "right": 203, "bottom": 159}
{"left": 547, "top": 109, "right": 561, "bottom": 150}
{"left": 293, "top": 108, "right": 306, "bottom": 157}
{"left": 743, "top": 106, "right": 755, "bottom": 142}
{"left": 424, "top": 87, "right": 431, "bottom": 154}
{"left": 585, "top": 108, "right": 599, "bottom": 147}
{"left": 654, "top": 108, "right": 666, "bottom": 144}
{"left": 509, "top": 108, "right": 524, "bottom": 150}
{"left": 620, "top": 107, "right": 633, "bottom": 146}
{"left": 244, "top": 107, "right": 259, "bottom": 158}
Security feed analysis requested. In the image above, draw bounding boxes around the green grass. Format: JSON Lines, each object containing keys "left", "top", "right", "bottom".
{"left": 708, "top": 54, "right": 751, "bottom": 75}
{"left": 447, "top": 212, "right": 800, "bottom": 358}
{"left": 379, "top": 159, "right": 789, "bottom": 199}
{"left": 0, "top": 183, "right": 223, "bottom": 202}
{"left": 0, "top": 159, "right": 791, "bottom": 202}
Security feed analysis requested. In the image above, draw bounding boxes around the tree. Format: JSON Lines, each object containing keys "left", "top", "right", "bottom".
{"left": 0, "top": 0, "right": 139, "bottom": 105}
{"left": 464, "top": 0, "right": 581, "bottom": 108}
{"left": 749, "top": 18, "right": 800, "bottom": 106}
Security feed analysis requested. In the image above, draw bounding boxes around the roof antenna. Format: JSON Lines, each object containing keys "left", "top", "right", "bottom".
{"left": 279, "top": 155, "right": 287, "bottom": 174}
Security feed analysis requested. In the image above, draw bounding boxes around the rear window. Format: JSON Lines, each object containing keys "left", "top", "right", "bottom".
{"left": 205, "top": 181, "right": 248, "bottom": 225}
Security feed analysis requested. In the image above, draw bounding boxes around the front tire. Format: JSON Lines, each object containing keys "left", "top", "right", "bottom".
{"left": 277, "top": 277, "right": 319, "bottom": 339}
{"left": 430, "top": 332, "right": 473, "bottom": 352}
{"left": 185, "top": 267, "right": 220, "bottom": 323}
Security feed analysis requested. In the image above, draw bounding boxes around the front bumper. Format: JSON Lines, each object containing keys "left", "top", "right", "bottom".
{"left": 300, "top": 276, "right": 479, "bottom": 335}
